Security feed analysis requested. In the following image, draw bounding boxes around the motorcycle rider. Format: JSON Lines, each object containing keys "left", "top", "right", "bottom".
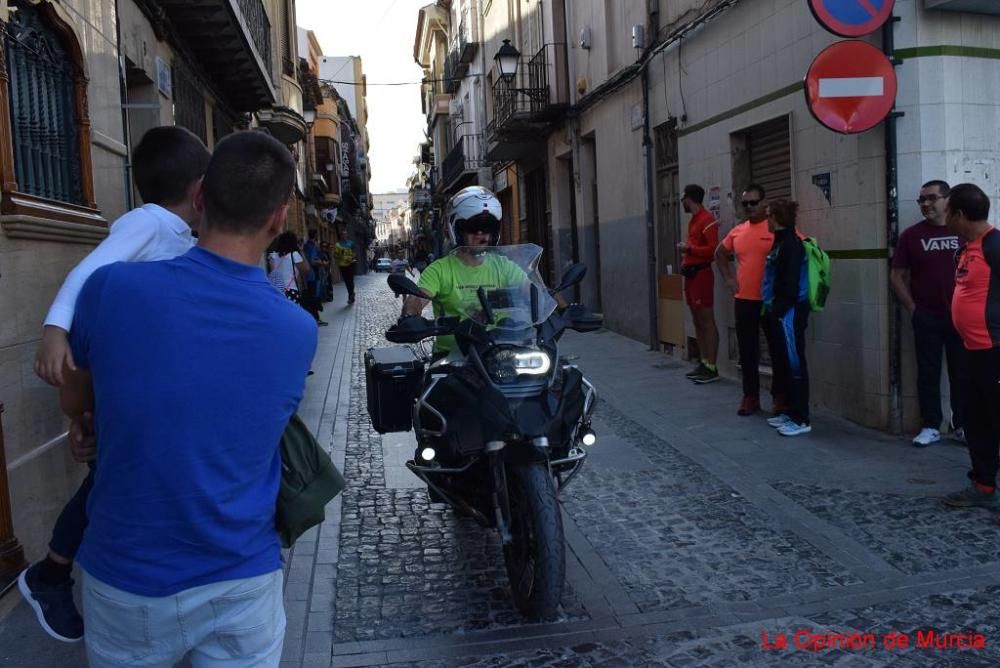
{"left": 401, "top": 186, "right": 529, "bottom": 353}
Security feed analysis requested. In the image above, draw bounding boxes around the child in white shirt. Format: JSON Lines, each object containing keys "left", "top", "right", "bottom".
{"left": 34, "top": 127, "right": 211, "bottom": 386}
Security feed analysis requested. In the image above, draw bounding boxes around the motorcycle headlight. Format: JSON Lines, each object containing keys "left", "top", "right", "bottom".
{"left": 485, "top": 348, "right": 552, "bottom": 382}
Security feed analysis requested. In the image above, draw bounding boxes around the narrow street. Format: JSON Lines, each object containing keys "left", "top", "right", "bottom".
{"left": 1, "top": 0, "right": 998, "bottom": 665}
{"left": 292, "top": 274, "right": 1000, "bottom": 666}
{"left": 3, "top": 273, "right": 999, "bottom": 667}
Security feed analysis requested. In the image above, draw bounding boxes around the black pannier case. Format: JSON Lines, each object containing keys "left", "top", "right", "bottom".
{"left": 365, "top": 347, "right": 424, "bottom": 433}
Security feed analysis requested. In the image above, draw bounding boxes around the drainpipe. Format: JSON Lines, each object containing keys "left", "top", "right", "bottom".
{"left": 114, "top": 0, "right": 134, "bottom": 210}
{"left": 564, "top": 0, "right": 582, "bottom": 272}
{"left": 884, "top": 14, "right": 904, "bottom": 433}
{"left": 641, "top": 67, "right": 657, "bottom": 351}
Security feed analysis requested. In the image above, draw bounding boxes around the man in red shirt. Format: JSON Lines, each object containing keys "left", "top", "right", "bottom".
{"left": 678, "top": 184, "right": 720, "bottom": 384}
{"left": 941, "top": 184, "right": 1000, "bottom": 511}
{"left": 891, "top": 180, "right": 965, "bottom": 447}
{"left": 715, "top": 184, "right": 788, "bottom": 416}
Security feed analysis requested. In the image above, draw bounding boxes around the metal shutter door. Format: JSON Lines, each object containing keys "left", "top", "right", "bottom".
{"left": 749, "top": 117, "right": 791, "bottom": 201}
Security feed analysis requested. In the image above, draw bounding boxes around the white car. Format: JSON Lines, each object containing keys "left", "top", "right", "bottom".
{"left": 375, "top": 258, "right": 392, "bottom": 272}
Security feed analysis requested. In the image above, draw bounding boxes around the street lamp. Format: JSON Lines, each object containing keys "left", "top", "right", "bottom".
{"left": 303, "top": 108, "right": 316, "bottom": 125}
{"left": 494, "top": 39, "right": 519, "bottom": 81}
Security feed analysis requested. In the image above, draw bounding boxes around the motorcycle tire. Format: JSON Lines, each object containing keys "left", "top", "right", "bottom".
{"left": 503, "top": 463, "right": 565, "bottom": 620}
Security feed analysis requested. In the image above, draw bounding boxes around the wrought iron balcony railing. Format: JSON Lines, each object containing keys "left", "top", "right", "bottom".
{"left": 488, "top": 43, "right": 568, "bottom": 140}
{"left": 444, "top": 50, "right": 461, "bottom": 94}
{"left": 441, "top": 134, "right": 484, "bottom": 190}
{"left": 456, "top": 10, "right": 477, "bottom": 64}
{"left": 236, "top": 0, "right": 272, "bottom": 77}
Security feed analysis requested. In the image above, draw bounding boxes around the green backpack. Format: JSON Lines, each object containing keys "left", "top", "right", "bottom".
{"left": 803, "top": 237, "right": 831, "bottom": 312}
{"left": 275, "top": 414, "right": 346, "bottom": 548}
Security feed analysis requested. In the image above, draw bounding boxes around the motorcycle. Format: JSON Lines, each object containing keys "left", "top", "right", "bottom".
{"left": 364, "top": 244, "right": 603, "bottom": 620}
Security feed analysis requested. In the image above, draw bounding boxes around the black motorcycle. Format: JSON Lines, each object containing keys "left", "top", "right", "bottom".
{"left": 364, "top": 244, "right": 602, "bottom": 619}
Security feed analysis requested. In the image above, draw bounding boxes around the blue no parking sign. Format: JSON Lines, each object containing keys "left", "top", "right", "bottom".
{"left": 809, "top": 0, "right": 895, "bottom": 37}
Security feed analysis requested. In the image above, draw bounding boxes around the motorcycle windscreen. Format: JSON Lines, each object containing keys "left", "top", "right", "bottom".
{"left": 444, "top": 245, "right": 558, "bottom": 342}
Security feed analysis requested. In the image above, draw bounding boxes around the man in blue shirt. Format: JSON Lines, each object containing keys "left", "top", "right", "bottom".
{"left": 61, "top": 131, "right": 317, "bottom": 666}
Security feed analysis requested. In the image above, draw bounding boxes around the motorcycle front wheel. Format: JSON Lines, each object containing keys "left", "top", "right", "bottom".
{"left": 503, "top": 463, "right": 565, "bottom": 620}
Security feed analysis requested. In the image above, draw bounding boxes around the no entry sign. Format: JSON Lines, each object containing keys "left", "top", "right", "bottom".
{"left": 809, "top": 0, "right": 895, "bottom": 38}
{"left": 805, "top": 41, "right": 898, "bottom": 134}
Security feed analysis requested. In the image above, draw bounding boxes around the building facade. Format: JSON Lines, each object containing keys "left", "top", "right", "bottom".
{"left": 0, "top": 0, "right": 312, "bottom": 579}
{"left": 427, "top": 0, "right": 1000, "bottom": 433}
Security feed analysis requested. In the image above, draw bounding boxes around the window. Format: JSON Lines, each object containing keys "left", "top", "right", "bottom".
{"left": 5, "top": 1, "right": 83, "bottom": 205}
{"left": 173, "top": 60, "right": 207, "bottom": 143}
{"left": 212, "top": 104, "right": 236, "bottom": 146}
{"left": 0, "top": 0, "right": 102, "bottom": 233}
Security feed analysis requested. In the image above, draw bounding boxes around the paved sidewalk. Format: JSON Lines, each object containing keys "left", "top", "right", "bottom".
{"left": 3, "top": 273, "right": 998, "bottom": 667}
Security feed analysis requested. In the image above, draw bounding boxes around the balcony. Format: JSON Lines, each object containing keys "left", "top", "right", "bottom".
{"left": 440, "top": 134, "right": 485, "bottom": 193}
{"left": 456, "top": 10, "right": 478, "bottom": 64}
{"left": 443, "top": 10, "right": 477, "bottom": 94}
{"left": 155, "top": 0, "right": 275, "bottom": 111}
{"left": 427, "top": 91, "right": 451, "bottom": 124}
{"left": 444, "top": 50, "right": 462, "bottom": 94}
{"left": 256, "top": 106, "right": 307, "bottom": 144}
{"left": 313, "top": 136, "right": 341, "bottom": 204}
{"left": 487, "top": 43, "right": 567, "bottom": 143}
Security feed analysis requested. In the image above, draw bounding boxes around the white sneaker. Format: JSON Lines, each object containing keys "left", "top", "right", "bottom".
{"left": 912, "top": 428, "right": 941, "bottom": 447}
{"left": 952, "top": 428, "right": 966, "bottom": 444}
{"left": 777, "top": 421, "right": 812, "bottom": 437}
{"left": 767, "top": 415, "right": 792, "bottom": 429}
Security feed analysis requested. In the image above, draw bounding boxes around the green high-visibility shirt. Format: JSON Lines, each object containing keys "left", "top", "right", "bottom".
{"left": 417, "top": 253, "right": 526, "bottom": 352}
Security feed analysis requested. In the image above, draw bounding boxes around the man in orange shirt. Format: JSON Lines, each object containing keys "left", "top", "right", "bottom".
{"left": 678, "top": 184, "right": 721, "bottom": 383}
{"left": 941, "top": 184, "right": 1000, "bottom": 511}
{"left": 715, "top": 184, "right": 788, "bottom": 416}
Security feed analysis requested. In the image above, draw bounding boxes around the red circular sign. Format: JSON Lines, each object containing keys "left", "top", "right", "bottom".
{"left": 809, "top": 0, "right": 895, "bottom": 38}
{"left": 805, "top": 41, "right": 897, "bottom": 134}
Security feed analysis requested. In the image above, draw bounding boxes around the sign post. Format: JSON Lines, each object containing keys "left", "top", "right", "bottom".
{"left": 805, "top": 41, "right": 898, "bottom": 134}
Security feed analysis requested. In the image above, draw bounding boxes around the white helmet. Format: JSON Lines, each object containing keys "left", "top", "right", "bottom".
{"left": 447, "top": 186, "right": 502, "bottom": 246}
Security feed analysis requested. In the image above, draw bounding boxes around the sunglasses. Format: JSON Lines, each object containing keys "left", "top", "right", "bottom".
{"left": 916, "top": 195, "right": 943, "bottom": 204}
{"left": 741, "top": 199, "right": 762, "bottom": 207}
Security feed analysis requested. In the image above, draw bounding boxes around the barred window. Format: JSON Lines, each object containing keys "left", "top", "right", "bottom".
{"left": 4, "top": 1, "right": 82, "bottom": 204}
{"left": 212, "top": 104, "right": 235, "bottom": 146}
{"left": 172, "top": 61, "right": 206, "bottom": 143}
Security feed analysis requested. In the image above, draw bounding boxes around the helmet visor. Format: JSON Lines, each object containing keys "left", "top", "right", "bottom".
{"left": 456, "top": 213, "right": 500, "bottom": 236}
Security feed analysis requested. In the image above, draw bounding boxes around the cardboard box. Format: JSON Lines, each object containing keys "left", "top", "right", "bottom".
{"left": 658, "top": 273, "right": 683, "bottom": 300}
{"left": 657, "top": 274, "right": 686, "bottom": 347}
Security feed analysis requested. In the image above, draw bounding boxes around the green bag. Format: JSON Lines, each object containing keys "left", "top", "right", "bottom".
{"left": 275, "top": 414, "right": 346, "bottom": 548}
{"left": 803, "top": 237, "right": 832, "bottom": 312}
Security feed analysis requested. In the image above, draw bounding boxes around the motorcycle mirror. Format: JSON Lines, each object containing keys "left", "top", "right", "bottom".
{"left": 387, "top": 274, "right": 422, "bottom": 297}
{"left": 551, "top": 263, "right": 587, "bottom": 295}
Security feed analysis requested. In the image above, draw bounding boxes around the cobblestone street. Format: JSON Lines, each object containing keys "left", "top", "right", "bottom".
{"left": 305, "top": 275, "right": 1000, "bottom": 667}
{"left": 4, "top": 273, "right": 1000, "bottom": 668}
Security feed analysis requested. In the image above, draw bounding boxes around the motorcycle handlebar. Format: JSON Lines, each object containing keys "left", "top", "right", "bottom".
{"left": 385, "top": 316, "right": 458, "bottom": 344}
